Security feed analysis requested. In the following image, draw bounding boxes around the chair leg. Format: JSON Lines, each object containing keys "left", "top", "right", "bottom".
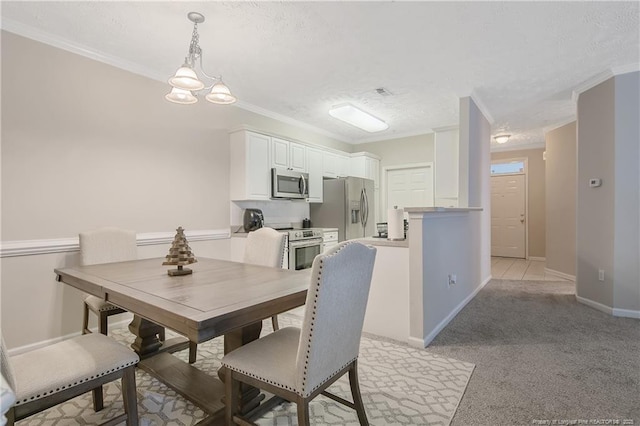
{"left": 158, "top": 328, "right": 166, "bottom": 342}
{"left": 6, "top": 407, "right": 15, "bottom": 426}
{"left": 92, "top": 385, "right": 104, "bottom": 412}
{"left": 189, "top": 341, "right": 197, "bottom": 364}
{"left": 271, "top": 315, "right": 279, "bottom": 331}
{"left": 296, "top": 398, "right": 310, "bottom": 426}
{"left": 122, "top": 366, "right": 139, "bottom": 426}
{"left": 225, "top": 369, "right": 240, "bottom": 426}
{"left": 99, "top": 311, "right": 109, "bottom": 335}
{"left": 349, "top": 361, "right": 369, "bottom": 426}
{"left": 82, "top": 302, "right": 91, "bottom": 334}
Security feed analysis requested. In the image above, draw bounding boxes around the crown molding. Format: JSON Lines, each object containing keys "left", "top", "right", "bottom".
{"left": 433, "top": 125, "right": 459, "bottom": 133}
{"left": 468, "top": 90, "right": 495, "bottom": 125}
{"left": 543, "top": 116, "right": 577, "bottom": 134}
{"left": 349, "top": 128, "right": 435, "bottom": 145}
{"left": 571, "top": 63, "right": 639, "bottom": 102}
{"left": 0, "top": 229, "right": 229, "bottom": 258}
{"left": 1, "top": 18, "right": 167, "bottom": 82}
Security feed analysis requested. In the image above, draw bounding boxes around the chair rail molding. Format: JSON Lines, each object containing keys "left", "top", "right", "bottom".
{"left": 0, "top": 229, "right": 230, "bottom": 258}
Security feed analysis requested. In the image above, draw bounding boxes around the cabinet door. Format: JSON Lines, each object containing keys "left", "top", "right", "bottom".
{"left": 306, "top": 147, "right": 323, "bottom": 203}
{"left": 322, "top": 151, "right": 337, "bottom": 178}
{"left": 336, "top": 154, "right": 350, "bottom": 178}
{"left": 247, "top": 132, "right": 271, "bottom": 199}
{"left": 271, "top": 138, "right": 289, "bottom": 170}
{"left": 289, "top": 142, "right": 306, "bottom": 172}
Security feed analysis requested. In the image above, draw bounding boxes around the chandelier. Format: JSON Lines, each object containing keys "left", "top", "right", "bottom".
{"left": 165, "top": 12, "right": 237, "bottom": 105}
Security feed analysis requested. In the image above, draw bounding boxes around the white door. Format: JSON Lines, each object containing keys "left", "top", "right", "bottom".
{"left": 491, "top": 174, "right": 525, "bottom": 258}
{"left": 386, "top": 166, "right": 434, "bottom": 219}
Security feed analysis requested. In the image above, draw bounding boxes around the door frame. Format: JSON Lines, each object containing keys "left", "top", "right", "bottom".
{"left": 490, "top": 157, "right": 529, "bottom": 259}
{"left": 381, "top": 162, "right": 434, "bottom": 221}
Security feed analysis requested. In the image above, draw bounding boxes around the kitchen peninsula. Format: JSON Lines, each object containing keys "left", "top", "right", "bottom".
{"left": 359, "top": 207, "right": 484, "bottom": 348}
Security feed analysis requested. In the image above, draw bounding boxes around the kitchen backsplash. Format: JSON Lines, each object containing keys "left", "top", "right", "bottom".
{"left": 231, "top": 200, "right": 310, "bottom": 230}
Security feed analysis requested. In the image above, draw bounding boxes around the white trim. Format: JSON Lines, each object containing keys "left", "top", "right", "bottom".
{"left": 6, "top": 318, "right": 133, "bottom": 356}
{"left": 612, "top": 307, "right": 640, "bottom": 319}
{"left": 490, "top": 141, "right": 546, "bottom": 153}
{"left": 1, "top": 18, "right": 166, "bottom": 83}
{"left": 544, "top": 267, "right": 576, "bottom": 282}
{"left": 571, "top": 70, "right": 615, "bottom": 102}
{"left": 0, "top": 229, "right": 229, "bottom": 258}
{"left": 469, "top": 90, "right": 495, "bottom": 125}
{"left": 528, "top": 256, "right": 546, "bottom": 261}
{"left": 543, "top": 117, "right": 577, "bottom": 135}
{"left": 611, "top": 63, "right": 640, "bottom": 76}
{"left": 411, "top": 275, "right": 492, "bottom": 348}
{"left": 576, "top": 295, "right": 613, "bottom": 315}
{"left": 433, "top": 125, "right": 459, "bottom": 133}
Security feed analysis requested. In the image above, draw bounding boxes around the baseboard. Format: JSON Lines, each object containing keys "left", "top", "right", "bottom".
{"left": 412, "top": 275, "right": 492, "bottom": 348}
{"left": 544, "top": 267, "right": 576, "bottom": 282}
{"left": 612, "top": 308, "right": 640, "bottom": 319}
{"left": 576, "top": 296, "right": 613, "bottom": 315}
{"left": 528, "top": 256, "right": 546, "bottom": 261}
{"left": 6, "top": 317, "right": 133, "bottom": 356}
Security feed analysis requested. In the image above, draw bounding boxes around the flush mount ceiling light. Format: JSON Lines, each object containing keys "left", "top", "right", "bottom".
{"left": 329, "top": 104, "right": 389, "bottom": 133}
{"left": 165, "top": 12, "right": 237, "bottom": 105}
{"left": 494, "top": 134, "right": 511, "bottom": 144}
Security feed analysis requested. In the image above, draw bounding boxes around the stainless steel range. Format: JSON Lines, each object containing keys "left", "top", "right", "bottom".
{"left": 274, "top": 227, "right": 323, "bottom": 271}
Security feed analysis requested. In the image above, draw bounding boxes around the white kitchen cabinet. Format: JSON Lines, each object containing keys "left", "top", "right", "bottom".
{"left": 350, "top": 153, "right": 380, "bottom": 186}
{"left": 229, "top": 130, "right": 271, "bottom": 200}
{"left": 434, "top": 128, "right": 459, "bottom": 207}
{"left": 322, "top": 229, "right": 339, "bottom": 253}
{"left": 306, "top": 147, "right": 323, "bottom": 203}
{"left": 271, "top": 137, "right": 306, "bottom": 172}
{"left": 323, "top": 151, "right": 350, "bottom": 178}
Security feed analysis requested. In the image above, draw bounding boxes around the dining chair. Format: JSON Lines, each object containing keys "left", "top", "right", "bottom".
{"left": 79, "top": 227, "right": 163, "bottom": 407}
{"left": 222, "top": 240, "right": 377, "bottom": 426}
{"left": 187, "top": 226, "right": 287, "bottom": 364}
{"left": 1, "top": 333, "right": 139, "bottom": 425}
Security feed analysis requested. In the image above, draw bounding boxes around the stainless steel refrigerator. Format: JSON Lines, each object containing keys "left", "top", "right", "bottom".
{"left": 310, "top": 177, "right": 375, "bottom": 242}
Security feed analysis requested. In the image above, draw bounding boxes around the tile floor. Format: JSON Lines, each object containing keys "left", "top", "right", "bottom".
{"left": 491, "top": 257, "right": 571, "bottom": 281}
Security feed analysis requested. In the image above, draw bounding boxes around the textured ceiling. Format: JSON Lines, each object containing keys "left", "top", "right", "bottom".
{"left": 2, "top": 2, "right": 639, "bottom": 148}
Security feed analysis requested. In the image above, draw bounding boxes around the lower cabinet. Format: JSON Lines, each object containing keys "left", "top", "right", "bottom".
{"left": 322, "top": 229, "right": 339, "bottom": 253}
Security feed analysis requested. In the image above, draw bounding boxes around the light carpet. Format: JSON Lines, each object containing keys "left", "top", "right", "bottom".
{"left": 20, "top": 314, "right": 474, "bottom": 425}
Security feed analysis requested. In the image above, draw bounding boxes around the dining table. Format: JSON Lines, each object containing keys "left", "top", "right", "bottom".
{"left": 54, "top": 257, "right": 310, "bottom": 425}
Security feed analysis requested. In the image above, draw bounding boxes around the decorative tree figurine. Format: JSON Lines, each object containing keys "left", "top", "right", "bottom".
{"left": 163, "top": 226, "right": 197, "bottom": 276}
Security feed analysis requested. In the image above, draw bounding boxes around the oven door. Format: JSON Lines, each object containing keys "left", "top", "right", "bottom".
{"left": 288, "top": 238, "right": 323, "bottom": 271}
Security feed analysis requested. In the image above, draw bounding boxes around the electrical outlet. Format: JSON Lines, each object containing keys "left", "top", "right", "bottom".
{"left": 598, "top": 269, "right": 605, "bottom": 282}
{"left": 448, "top": 274, "right": 457, "bottom": 287}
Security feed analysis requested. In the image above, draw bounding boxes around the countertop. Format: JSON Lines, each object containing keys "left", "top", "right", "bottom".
{"left": 404, "top": 207, "right": 482, "bottom": 213}
{"left": 354, "top": 236, "right": 409, "bottom": 248}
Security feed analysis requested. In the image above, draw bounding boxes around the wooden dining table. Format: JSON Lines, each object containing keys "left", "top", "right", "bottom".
{"left": 54, "top": 257, "right": 310, "bottom": 424}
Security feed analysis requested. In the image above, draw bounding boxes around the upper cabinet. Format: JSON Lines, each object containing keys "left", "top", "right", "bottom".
{"left": 322, "top": 152, "right": 350, "bottom": 178}
{"left": 271, "top": 137, "right": 306, "bottom": 172}
{"left": 434, "top": 128, "right": 459, "bottom": 207}
{"left": 350, "top": 152, "right": 380, "bottom": 187}
{"left": 230, "top": 130, "right": 271, "bottom": 200}
{"left": 306, "top": 147, "right": 323, "bottom": 203}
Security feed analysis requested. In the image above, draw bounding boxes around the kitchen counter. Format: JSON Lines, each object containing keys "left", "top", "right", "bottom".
{"left": 355, "top": 237, "right": 409, "bottom": 248}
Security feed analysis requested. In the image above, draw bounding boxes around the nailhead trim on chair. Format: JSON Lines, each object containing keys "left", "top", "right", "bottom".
{"left": 94, "top": 304, "right": 123, "bottom": 313}
{"left": 14, "top": 359, "right": 138, "bottom": 406}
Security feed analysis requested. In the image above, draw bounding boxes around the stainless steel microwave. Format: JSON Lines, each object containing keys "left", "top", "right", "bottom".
{"left": 271, "top": 168, "right": 308, "bottom": 199}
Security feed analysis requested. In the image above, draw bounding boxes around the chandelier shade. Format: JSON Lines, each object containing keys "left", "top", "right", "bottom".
{"left": 165, "top": 12, "right": 236, "bottom": 105}
{"left": 206, "top": 80, "right": 237, "bottom": 105}
{"left": 494, "top": 134, "right": 511, "bottom": 144}
{"left": 165, "top": 87, "right": 198, "bottom": 104}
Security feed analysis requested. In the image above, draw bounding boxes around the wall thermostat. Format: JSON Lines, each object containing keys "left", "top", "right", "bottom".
{"left": 589, "top": 178, "right": 602, "bottom": 188}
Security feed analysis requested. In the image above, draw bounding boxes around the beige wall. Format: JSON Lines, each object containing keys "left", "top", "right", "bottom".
{"left": 576, "top": 72, "right": 639, "bottom": 314}
{"left": 491, "top": 148, "right": 546, "bottom": 258}
{"left": 0, "top": 31, "right": 348, "bottom": 348}
{"left": 545, "top": 122, "right": 576, "bottom": 276}
{"left": 356, "top": 133, "right": 434, "bottom": 169}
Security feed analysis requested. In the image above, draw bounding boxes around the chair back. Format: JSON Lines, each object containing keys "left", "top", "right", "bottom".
{"left": 243, "top": 227, "right": 286, "bottom": 268}
{"left": 295, "top": 241, "right": 376, "bottom": 397}
{"left": 0, "top": 337, "right": 16, "bottom": 393}
{"left": 79, "top": 227, "right": 138, "bottom": 266}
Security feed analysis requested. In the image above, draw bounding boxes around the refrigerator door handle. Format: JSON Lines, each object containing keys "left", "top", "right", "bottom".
{"left": 362, "top": 188, "right": 369, "bottom": 228}
{"left": 359, "top": 189, "right": 365, "bottom": 226}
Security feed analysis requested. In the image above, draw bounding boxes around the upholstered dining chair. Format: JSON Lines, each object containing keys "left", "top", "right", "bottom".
{"left": 1, "top": 333, "right": 139, "bottom": 425}
{"left": 222, "top": 241, "right": 377, "bottom": 426}
{"left": 188, "top": 226, "right": 287, "bottom": 364}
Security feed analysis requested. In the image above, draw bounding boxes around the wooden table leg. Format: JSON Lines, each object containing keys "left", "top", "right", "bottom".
{"left": 128, "top": 315, "right": 190, "bottom": 358}
{"left": 219, "top": 321, "right": 265, "bottom": 414}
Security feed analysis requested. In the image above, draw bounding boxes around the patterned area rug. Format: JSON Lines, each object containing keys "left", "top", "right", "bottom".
{"left": 20, "top": 314, "right": 474, "bottom": 425}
